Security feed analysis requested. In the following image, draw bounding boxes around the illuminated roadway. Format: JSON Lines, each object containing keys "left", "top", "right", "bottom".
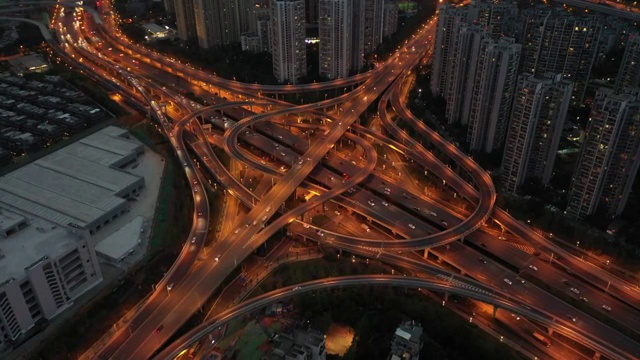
{"left": 6, "top": 2, "right": 640, "bottom": 359}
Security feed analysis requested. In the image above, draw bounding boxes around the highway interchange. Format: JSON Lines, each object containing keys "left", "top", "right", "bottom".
{"left": 3, "top": 1, "right": 640, "bottom": 359}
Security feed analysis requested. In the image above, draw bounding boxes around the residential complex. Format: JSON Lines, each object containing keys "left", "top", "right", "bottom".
{"left": 566, "top": 89, "right": 640, "bottom": 219}
{"left": 501, "top": 73, "right": 573, "bottom": 194}
{"left": 518, "top": 7, "right": 602, "bottom": 105}
{"left": 271, "top": 0, "right": 307, "bottom": 84}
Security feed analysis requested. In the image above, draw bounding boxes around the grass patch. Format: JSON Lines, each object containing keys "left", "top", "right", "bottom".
{"left": 130, "top": 123, "right": 193, "bottom": 251}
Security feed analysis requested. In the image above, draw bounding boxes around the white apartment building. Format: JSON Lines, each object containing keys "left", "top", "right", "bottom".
{"left": 0, "top": 213, "right": 102, "bottom": 350}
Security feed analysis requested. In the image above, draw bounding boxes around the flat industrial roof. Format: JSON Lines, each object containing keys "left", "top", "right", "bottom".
{"left": 0, "top": 127, "right": 142, "bottom": 228}
{"left": 95, "top": 216, "right": 143, "bottom": 261}
{"left": 0, "top": 211, "right": 79, "bottom": 283}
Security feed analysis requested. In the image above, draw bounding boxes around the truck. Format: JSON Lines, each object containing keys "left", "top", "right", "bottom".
{"left": 532, "top": 332, "right": 551, "bottom": 347}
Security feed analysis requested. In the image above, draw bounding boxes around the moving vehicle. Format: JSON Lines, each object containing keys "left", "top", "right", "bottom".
{"left": 532, "top": 332, "right": 551, "bottom": 347}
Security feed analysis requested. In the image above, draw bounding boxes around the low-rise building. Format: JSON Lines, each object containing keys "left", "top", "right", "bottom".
{"left": 387, "top": 320, "right": 423, "bottom": 360}
{"left": 270, "top": 328, "right": 327, "bottom": 360}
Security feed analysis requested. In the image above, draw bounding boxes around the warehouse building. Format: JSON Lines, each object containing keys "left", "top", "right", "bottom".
{"left": 0, "top": 127, "right": 147, "bottom": 351}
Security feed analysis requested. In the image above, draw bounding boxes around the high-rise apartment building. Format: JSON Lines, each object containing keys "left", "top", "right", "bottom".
{"left": 174, "top": 0, "right": 197, "bottom": 41}
{"left": 444, "top": 23, "right": 486, "bottom": 124}
{"left": 271, "top": 0, "right": 307, "bottom": 84}
{"left": 239, "top": 0, "right": 259, "bottom": 34}
{"left": 350, "top": 0, "right": 366, "bottom": 72}
{"left": 432, "top": 0, "right": 518, "bottom": 101}
{"left": 363, "top": 0, "right": 384, "bottom": 53}
{"left": 164, "top": 0, "right": 175, "bottom": 15}
{"left": 615, "top": 33, "right": 640, "bottom": 93}
{"left": 430, "top": 4, "right": 468, "bottom": 97}
{"left": 501, "top": 73, "right": 573, "bottom": 194}
{"left": 467, "top": 37, "right": 521, "bottom": 153}
{"left": 306, "top": 0, "right": 319, "bottom": 25}
{"left": 566, "top": 89, "right": 640, "bottom": 219}
{"left": 193, "top": 0, "right": 241, "bottom": 48}
{"left": 256, "top": 7, "right": 272, "bottom": 53}
{"left": 467, "top": 0, "right": 518, "bottom": 39}
{"left": 519, "top": 7, "right": 602, "bottom": 105}
{"left": 382, "top": 0, "right": 398, "bottom": 38}
{"left": 319, "top": 0, "right": 352, "bottom": 79}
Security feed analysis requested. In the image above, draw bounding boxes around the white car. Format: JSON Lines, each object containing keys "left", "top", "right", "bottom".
{"left": 429, "top": 212, "right": 437, "bottom": 217}
{"left": 602, "top": 304, "right": 612, "bottom": 312}
{"left": 570, "top": 288, "right": 580, "bottom": 294}
{"left": 214, "top": 254, "right": 221, "bottom": 262}
{"left": 503, "top": 278, "right": 513, "bottom": 285}
{"left": 381, "top": 201, "right": 389, "bottom": 206}
{"left": 368, "top": 199, "right": 375, "bottom": 206}
{"left": 408, "top": 224, "right": 416, "bottom": 229}
{"left": 528, "top": 265, "right": 538, "bottom": 271}
{"left": 191, "top": 236, "right": 196, "bottom": 243}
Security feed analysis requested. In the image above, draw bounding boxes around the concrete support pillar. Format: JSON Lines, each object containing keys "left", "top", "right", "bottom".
{"left": 593, "top": 352, "right": 601, "bottom": 360}
{"left": 547, "top": 328, "right": 553, "bottom": 336}
{"left": 444, "top": 292, "right": 449, "bottom": 302}
{"left": 459, "top": 235, "right": 465, "bottom": 244}
{"left": 492, "top": 304, "right": 498, "bottom": 319}
{"left": 423, "top": 249, "right": 428, "bottom": 259}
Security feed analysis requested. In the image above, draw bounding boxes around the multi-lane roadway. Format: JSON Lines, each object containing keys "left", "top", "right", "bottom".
{"left": 5, "top": 2, "right": 640, "bottom": 359}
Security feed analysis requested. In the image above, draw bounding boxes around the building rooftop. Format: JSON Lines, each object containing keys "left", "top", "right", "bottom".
{"left": 7, "top": 54, "right": 50, "bottom": 75}
{"left": 0, "top": 127, "right": 142, "bottom": 229}
{"left": 95, "top": 216, "right": 143, "bottom": 261}
{"left": 0, "top": 209, "right": 81, "bottom": 283}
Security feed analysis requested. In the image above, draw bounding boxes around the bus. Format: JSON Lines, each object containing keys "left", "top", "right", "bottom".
{"left": 532, "top": 332, "right": 551, "bottom": 347}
